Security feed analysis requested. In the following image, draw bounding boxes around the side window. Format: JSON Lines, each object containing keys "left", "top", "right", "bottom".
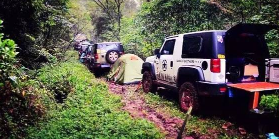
{"left": 161, "top": 39, "right": 176, "bottom": 55}
{"left": 93, "top": 44, "right": 97, "bottom": 54}
{"left": 182, "top": 36, "right": 203, "bottom": 55}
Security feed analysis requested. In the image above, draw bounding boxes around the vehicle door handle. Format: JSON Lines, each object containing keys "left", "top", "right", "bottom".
{"left": 170, "top": 61, "right": 173, "bottom": 67}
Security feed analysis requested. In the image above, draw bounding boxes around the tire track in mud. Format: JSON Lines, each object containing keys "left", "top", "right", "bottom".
{"left": 108, "top": 82, "right": 191, "bottom": 139}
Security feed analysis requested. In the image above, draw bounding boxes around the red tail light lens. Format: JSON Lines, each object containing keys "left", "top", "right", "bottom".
{"left": 220, "top": 87, "right": 227, "bottom": 93}
{"left": 210, "top": 59, "right": 221, "bottom": 73}
{"left": 94, "top": 54, "right": 98, "bottom": 59}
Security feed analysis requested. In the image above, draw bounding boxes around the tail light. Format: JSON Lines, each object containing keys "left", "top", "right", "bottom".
{"left": 219, "top": 87, "right": 227, "bottom": 93}
{"left": 94, "top": 54, "right": 99, "bottom": 59}
{"left": 210, "top": 59, "right": 221, "bottom": 73}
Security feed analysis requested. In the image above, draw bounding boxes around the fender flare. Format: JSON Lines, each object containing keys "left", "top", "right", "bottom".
{"left": 142, "top": 62, "right": 156, "bottom": 79}
{"left": 176, "top": 66, "right": 205, "bottom": 87}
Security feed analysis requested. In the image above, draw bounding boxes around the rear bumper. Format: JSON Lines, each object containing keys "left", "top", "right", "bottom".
{"left": 93, "top": 63, "right": 111, "bottom": 69}
{"left": 196, "top": 81, "right": 227, "bottom": 96}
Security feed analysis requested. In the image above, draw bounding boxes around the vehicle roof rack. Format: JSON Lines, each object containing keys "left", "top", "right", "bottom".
{"left": 165, "top": 35, "right": 179, "bottom": 39}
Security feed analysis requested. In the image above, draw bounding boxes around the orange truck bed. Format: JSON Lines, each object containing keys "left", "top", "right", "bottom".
{"left": 227, "top": 82, "right": 279, "bottom": 109}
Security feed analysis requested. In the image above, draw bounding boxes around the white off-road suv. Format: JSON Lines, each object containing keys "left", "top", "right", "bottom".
{"left": 141, "top": 23, "right": 278, "bottom": 112}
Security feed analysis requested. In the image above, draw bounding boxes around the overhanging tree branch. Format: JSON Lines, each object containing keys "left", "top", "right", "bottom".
{"left": 92, "top": 0, "right": 124, "bottom": 41}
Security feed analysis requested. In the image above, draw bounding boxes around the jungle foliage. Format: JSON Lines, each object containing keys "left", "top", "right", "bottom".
{"left": 110, "top": 0, "right": 279, "bottom": 58}
{"left": 0, "top": 0, "right": 278, "bottom": 138}
{"left": 26, "top": 51, "right": 163, "bottom": 139}
{"left": 260, "top": 94, "right": 279, "bottom": 113}
{"left": 0, "top": 50, "right": 163, "bottom": 138}
{"left": 0, "top": 20, "right": 45, "bottom": 138}
{"left": 0, "top": 1, "right": 76, "bottom": 136}
{"left": 0, "top": 0, "right": 72, "bottom": 68}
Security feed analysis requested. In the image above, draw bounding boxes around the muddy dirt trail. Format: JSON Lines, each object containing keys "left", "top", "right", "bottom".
{"left": 96, "top": 77, "right": 263, "bottom": 139}
{"left": 107, "top": 82, "right": 190, "bottom": 139}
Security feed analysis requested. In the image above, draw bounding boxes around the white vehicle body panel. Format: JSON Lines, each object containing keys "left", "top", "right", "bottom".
{"left": 149, "top": 34, "right": 226, "bottom": 86}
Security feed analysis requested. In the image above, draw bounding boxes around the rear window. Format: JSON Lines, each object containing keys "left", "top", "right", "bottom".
{"left": 182, "top": 36, "right": 203, "bottom": 54}
{"left": 182, "top": 32, "right": 214, "bottom": 58}
{"left": 97, "top": 43, "right": 124, "bottom": 52}
{"left": 81, "top": 45, "right": 88, "bottom": 51}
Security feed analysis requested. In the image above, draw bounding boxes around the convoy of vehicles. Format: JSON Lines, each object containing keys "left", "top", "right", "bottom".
{"left": 74, "top": 24, "right": 279, "bottom": 114}
{"left": 78, "top": 41, "right": 93, "bottom": 57}
{"left": 73, "top": 37, "right": 124, "bottom": 72}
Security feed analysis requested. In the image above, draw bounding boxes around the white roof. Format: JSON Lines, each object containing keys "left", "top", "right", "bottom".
{"left": 81, "top": 41, "right": 92, "bottom": 46}
{"left": 167, "top": 30, "right": 227, "bottom": 39}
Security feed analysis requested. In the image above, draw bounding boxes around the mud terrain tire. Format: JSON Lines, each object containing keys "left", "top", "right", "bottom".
{"left": 179, "top": 82, "right": 199, "bottom": 112}
{"left": 142, "top": 71, "right": 157, "bottom": 93}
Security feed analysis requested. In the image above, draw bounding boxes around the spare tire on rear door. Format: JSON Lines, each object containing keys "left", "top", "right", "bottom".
{"left": 106, "top": 50, "right": 120, "bottom": 64}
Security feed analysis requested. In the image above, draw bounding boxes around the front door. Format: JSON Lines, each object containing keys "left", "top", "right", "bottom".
{"left": 157, "top": 39, "right": 176, "bottom": 83}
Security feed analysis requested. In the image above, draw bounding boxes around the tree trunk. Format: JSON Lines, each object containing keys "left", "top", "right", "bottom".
{"left": 117, "top": 5, "right": 121, "bottom": 41}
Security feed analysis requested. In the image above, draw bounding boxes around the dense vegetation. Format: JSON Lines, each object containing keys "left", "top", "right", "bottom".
{"left": 0, "top": 0, "right": 278, "bottom": 138}
{"left": 260, "top": 93, "right": 279, "bottom": 113}
{"left": 0, "top": 0, "right": 73, "bottom": 137}
{"left": 0, "top": 0, "right": 72, "bottom": 68}
{"left": 92, "top": 0, "right": 279, "bottom": 58}
{"left": 26, "top": 51, "right": 162, "bottom": 139}
{"left": 0, "top": 28, "right": 162, "bottom": 137}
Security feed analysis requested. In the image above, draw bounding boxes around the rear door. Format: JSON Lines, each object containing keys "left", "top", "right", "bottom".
{"left": 226, "top": 23, "right": 278, "bottom": 36}
{"left": 225, "top": 23, "right": 278, "bottom": 59}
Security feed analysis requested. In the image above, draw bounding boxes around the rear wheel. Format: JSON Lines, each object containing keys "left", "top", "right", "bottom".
{"left": 142, "top": 71, "right": 157, "bottom": 93}
{"left": 179, "top": 82, "right": 199, "bottom": 112}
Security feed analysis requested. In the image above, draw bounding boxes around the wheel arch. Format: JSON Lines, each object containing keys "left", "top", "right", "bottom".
{"left": 142, "top": 62, "right": 156, "bottom": 79}
{"left": 177, "top": 66, "right": 205, "bottom": 87}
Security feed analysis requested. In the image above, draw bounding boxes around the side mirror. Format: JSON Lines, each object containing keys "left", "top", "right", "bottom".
{"left": 154, "top": 49, "right": 160, "bottom": 55}
{"left": 154, "top": 48, "right": 160, "bottom": 58}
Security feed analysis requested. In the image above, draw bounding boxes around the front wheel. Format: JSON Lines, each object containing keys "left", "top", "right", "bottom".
{"left": 142, "top": 71, "right": 157, "bottom": 93}
{"left": 179, "top": 82, "right": 199, "bottom": 112}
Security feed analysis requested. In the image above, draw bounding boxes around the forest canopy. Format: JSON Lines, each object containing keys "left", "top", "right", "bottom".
{"left": 0, "top": 0, "right": 278, "bottom": 138}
